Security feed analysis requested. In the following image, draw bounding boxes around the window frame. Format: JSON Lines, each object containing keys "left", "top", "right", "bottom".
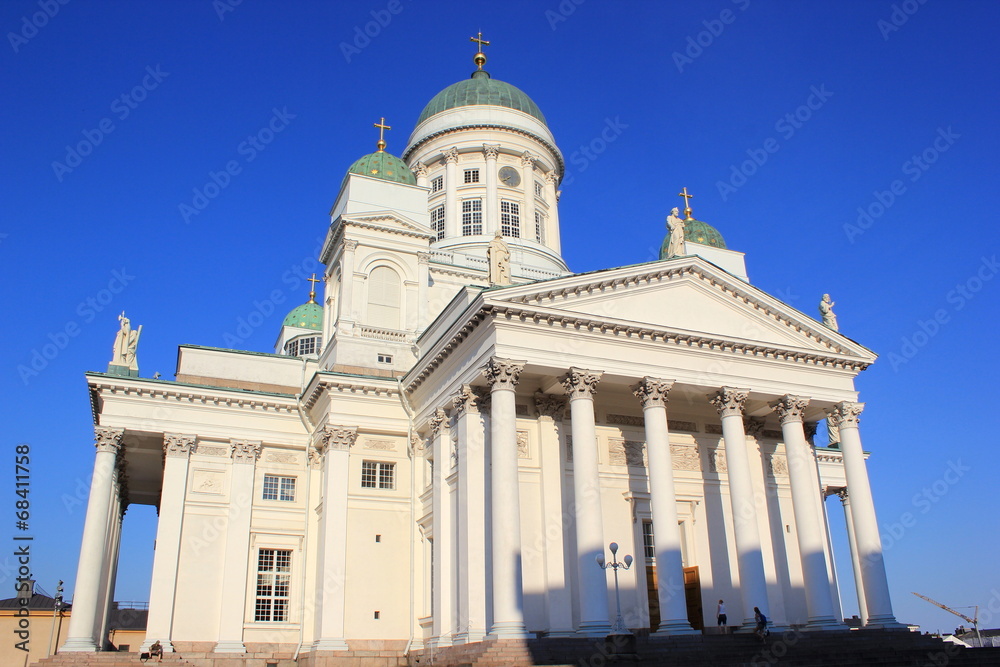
{"left": 254, "top": 548, "right": 292, "bottom": 622}
{"left": 430, "top": 205, "right": 445, "bottom": 241}
{"left": 463, "top": 168, "right": 480, "bottom": 184}
{"left": 431, "top": 175, "right": 443, "bottom": 193}
{"left": 361, "top": 460, "right": 396, "bottom": 490}
{"left": 262, "top": 474, "right": 296, "bottom": 502}
{"left": 500, "top": 200, "right": 521, "bottom": 238}
{"left": 461, "top": 198, "right": 483, "bottom": 236}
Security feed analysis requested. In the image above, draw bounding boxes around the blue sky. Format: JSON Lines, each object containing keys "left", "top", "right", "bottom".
{"left": 2, "top": 0, "right": 998, "bottom": 635}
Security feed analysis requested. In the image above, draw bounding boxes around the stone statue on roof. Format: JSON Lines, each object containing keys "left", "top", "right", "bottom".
{"left": 487, "top": 231, "right": 511, "bottom": 286}
{"left": 665, "top": 207, "right": 686, "bottom": 258}
{"left": 819, "top": 294, "right": 838, "bottom": 331}
{"left": 111, "top": 311, "right": 141, "bottom": 372}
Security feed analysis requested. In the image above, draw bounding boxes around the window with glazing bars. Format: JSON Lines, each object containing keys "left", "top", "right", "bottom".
{"left": 461, "top": 199, "right": 482, "bottom": 236}
{"left": 500, "top": 201, "right": 520, "bottom": 237}
{"left": 431, "top": 176, "right": 443, "bottom": 193}
{"left": 463, "top": 169, "right": 480, "bottom": 184}
{"left": 430, "top": 205, "right": 445, "bottom": 240}
{"left": 262, "top": 474, "right": 296, "bottom": 501}
{"left": 361, "top": 461, "right": 395, "bottom": 489}
{"left": 534, "top": 210, "right": 545, "bottom": 244}
{"left": 642, "top": 520, "right": 656, "bottom": 562}
{"left": 254, "top": 549, "right": 291, "bottom": 622}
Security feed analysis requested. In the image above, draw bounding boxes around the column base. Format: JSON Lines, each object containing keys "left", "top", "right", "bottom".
{"left": 576, "top": 620, "right": 613, "bottom": 637}
{"left": 864, "top": 615, "right": 908, "bottom": 630}
{"left": 59, "top": 637, "right": 100, "bottom": 652}
{"left": 453, "top": 630, "right": 488, "bottom": 644}
{"left": 213, "top": 640, "right": 247, "bottom": 653}
{"left": 544, "top": 629, "right": 578, "bottom": 638}
{"left": 489, "top": 621, "right": 530, "bottom": 639}
{"left": 313, "top": 637, "right": 350, "bottom": 651}
{"left": 652, "top": 619, "right": 700, "bottom": 635}
{"left": 805, "top": 616, "right": 850, "bottom": 631}
{"left": 431, "top": 634, "right": 454, "bottom": 649}
{"left": 140, "top": 639, "right": 175, "bottom": 652}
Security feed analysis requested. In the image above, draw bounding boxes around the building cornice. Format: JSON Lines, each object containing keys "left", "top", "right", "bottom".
{"left": 403, "top": 124, "right": 565, "bottom": 180}
{"left": 302, "top": 372, "right": 401, "bottom": 410}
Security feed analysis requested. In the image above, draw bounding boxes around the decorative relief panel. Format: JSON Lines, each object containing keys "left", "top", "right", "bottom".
{"left": 607, "top": 413, "right": 644, "bottom": 427}
{"left": 669, "top": 420, "right": 699, "bottom": 433}
{"left": 516, "top": 431, "right": 530, "bottom": 459}
{"left": 564, "top": 435, "right": 573, "bottom": 462}
{"left": 767, "top": 454, "right": 789, "bottom": 476}
{"left": 705, "top": 424, "right": 723, "bottom": 435}
{"left": 195, "top": 445, "right": 228, "bottom": 457}
{"left": 709, "top": 448, "right": 727, "bottom": 473}
{"left": 364, "top": 439, "right": 395, "bottom": 451}
{"left": 609, "top": 438, "right": 646, "bottom": 467}
{"left": 191, "top": 469, "right": 224, "bottom": 495}
{"left": 762, "top": 429, "right": 783, "bottom": 440}
{"left": 671, "top": 444, "right": 701, "bottom": 471}
{"left": 265, "top": 452, "right": 299, "bottom": 464}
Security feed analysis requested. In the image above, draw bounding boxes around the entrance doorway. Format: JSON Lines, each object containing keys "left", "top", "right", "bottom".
{"left": 643, "top": 564, "right": 704, "bottom": 631}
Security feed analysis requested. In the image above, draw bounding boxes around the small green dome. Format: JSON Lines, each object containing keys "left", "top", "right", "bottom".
{"left": 282, "top": 302, "right": 323, "bottom": 331}
{"left": 659, "top": 217, "right": 727, "bottom": 259}
{"left": 346, "top": 150, "right": 416, "bottom": 185}
{"left": 417, "top": 70, "right": 547, "bottom": 126}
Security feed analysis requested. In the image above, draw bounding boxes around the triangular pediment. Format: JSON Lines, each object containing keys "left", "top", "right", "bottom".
{"left": 487, "top": 258, "right": 874, "bottom": 361}
{"left": 342, "top": 210, "right": 434, "bottom": 237}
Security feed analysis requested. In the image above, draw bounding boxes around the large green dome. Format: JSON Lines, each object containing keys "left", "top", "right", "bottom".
{"left": 417, "top": 70, "right": 547, "bottom": 126}
{"left": 282, "top": 301, "right": 323, "bottom": 331}
{"left": 346, "top": 150, "right": 415, "bottom": 185}
{"left": 659, "top": 216, "right": 727, "bottom": 259}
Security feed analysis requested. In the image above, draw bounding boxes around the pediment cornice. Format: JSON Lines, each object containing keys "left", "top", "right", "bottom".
{"left": 302, "top": 373, "right": 400, "bottom": 410}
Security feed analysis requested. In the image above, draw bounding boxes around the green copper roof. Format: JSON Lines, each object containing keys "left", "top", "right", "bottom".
{"left": 417, "top": 70, "right": 547, "bottom": 126}
{"left": 346, "top": 150, "right": 416, "bottom": 185}
{"left": 282, "top": 302, "right": 323, "bottom": 331}
{"left": 659, "top": 217, "right": 727, "bottom": 259}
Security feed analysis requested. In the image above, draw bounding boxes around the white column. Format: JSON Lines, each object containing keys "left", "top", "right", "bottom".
{"left": 709, "top": 387, "right": 770, "bottom": 631}
{"left": 413, "top": 161, "right": 428, "bottom": 189}
{"left": 483, "top": 144, "right": 500, "bottom": 236}
{"left": 453, "top": 386, "right": 488, "bottom": 643}
{"left": 313, "top": 426, "right": 356, "bottom": 651}
{"left": 544, "top": 172, "right": 561, "bottom": 255}
{"left": 430, "top": 408, "right": 455, "bottom": 647}
{"left": 562, "top": 367, "right": 611, "bottom": 637}
{"left": 534, "top": 392, "right": 575, "bottom": 637}
{"left": 143, "top": 434, "right": 194, "bottom": 652}
{"left": 830, "top": 402, "right": 903, "bottom": 628}
{"left": 61, "top": 427, "right": 123, "bottom": 652}
{"left": 633, "top": 378, "right": 698, "bottom": 635}
{"left": 820, "top": 490, "right": 845, "bottom": 622}
{"left": 771, "top": 396, "right": 844, "bottom": 630}
{"left": 339, "top": 239, "right": 358, "bottom": 331}
{"left": 483, "top": 357, "right": 529, "bottom": 638}
{"left": 521, "top": 152, "right": 536, "bottom": 242}
{"left": 838, "top": 489, "right": 868, "bottom": 626}
{"left": 444, "top": 148, "right": 459, "bottom": 238}
{"left": 416, "top": 252, "right": 430, "bottom": 332}
{"left": 214, "top": 440, "right": 260, "bottom": 653}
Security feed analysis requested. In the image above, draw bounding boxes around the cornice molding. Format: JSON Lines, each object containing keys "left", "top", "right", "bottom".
{"left": 90, "top": 380, "right": 298, "bottom": 414}
{"left": 303, "top": 375, "right": 400, "bottom": 410}
{"left": 403, "top": 124, "right": 565, "bottom": 178}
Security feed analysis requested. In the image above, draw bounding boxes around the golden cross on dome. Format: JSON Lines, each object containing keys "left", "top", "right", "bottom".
{"left": 470, "top": 31, "right": 490, "bottom": 70}
{"left": 678, "top": 187, "right": 695, "bottom": 220}
{"left": 373, "top": 117, "right": 391, "bottom": 152}
{"left": 307, "top": 273, "right": 321, "bottom": 303}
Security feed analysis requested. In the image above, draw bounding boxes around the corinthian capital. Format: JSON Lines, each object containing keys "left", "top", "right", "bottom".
{"left": 452, "top": 384, "right": 481, "bottom": 417}
{"left": 429, "top": 408, "right": 449, "bottom": 436}
{"left": 829, "top": 401, "right": 864, "bottom": 428}
{"left": 230, "top": 439, "right": 261, "bottom": 464}
{"left": 631, "top": 377, "right": 675, "bottom": 409}
{"left": 444, "top": 146, "right": 460, "bottom": 164}
{"left": 483, "top": 357, "right": 525, "bottom": 392}
{"left": 94, "top": 427, "right": 124, "bottom": 454}
{"left": 561, "top": 367, "right": 603, "bottom": 400}
{"left": 482, "top": 143, "right": 500, "bottom": 160}
{"left": 544, "top": 171, "right": 558, "bottom": 186}
{"left": 770, "top": 395, "right": 810, "bottom": 425}
{"left": 412, "top": 161, "right": 427, "bottom": 178}
{"left": 164, "top": 433, "right": 196, "bottom": 458}
{"left": 534, "top": 392, "right": 567, "bottom": 419}
{"left": 520, "top": 151, "right": 536, "bottom": 168}
{"left": 710, "top": 387, "right": 749, "bottom": 418}
{"left": 316, "top": 425, "right": 357, "bottom": 454}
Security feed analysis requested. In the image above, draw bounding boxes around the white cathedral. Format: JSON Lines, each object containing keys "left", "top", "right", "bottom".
{"left": 59, "top": 42, "right": 904, "bottom": 664}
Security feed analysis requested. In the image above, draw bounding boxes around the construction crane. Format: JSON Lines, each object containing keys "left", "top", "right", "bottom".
{"left": 912, "top": 592, "right": 982, "bottom": 647}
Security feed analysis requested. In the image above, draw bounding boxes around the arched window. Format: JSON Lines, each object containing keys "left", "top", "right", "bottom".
{"left": 367, "top": 266, "right": 401, "bottom": 329}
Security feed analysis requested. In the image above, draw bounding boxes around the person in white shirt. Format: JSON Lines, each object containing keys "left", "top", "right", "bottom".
{"left": 717, "top": 599, "right": 727, "bottom": 627}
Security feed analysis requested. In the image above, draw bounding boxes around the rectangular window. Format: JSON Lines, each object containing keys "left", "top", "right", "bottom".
{"left": 431, "top": 176, "right": 443, "bottom": 193}
{"left": 254, "top": 549, "right": 291, "bottom": 622}
{"left": 361, "top": 461, "right": 395, "bottom": 489}
{"left": 642, "top": 520, "right": 656, "bottom": 562}
{"left": 461, "top": 199, "right": 482, "bottom": 236}
{"left": 463, "top": 168, "right": 480, "bottom": 184}
{"left": 377, "top": 353, "right": 393, "bottom": 364}
{"left": 534, "top": 211, "right": 545, "bottom": 244}
{"left": 500, "top": 201, "right": 520, "bottom": 238}
{"left": 262, "top": 475, "right": 296, "bottom": 502}
{"left": 430, "top": 205, "right": 445, "bottom": 241}
{"left": 534, "top": 181, "right": 543, "bottom": 198}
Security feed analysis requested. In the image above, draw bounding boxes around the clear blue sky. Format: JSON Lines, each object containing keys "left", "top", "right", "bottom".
{"left": 2, "top": 0, "right": 998, "bottom": 635}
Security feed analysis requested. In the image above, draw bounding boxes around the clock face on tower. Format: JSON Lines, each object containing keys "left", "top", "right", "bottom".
{"left": 498, "top": 166, "right": 521, "bottom": 187}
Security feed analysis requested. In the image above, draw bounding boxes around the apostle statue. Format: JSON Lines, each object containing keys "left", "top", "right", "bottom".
{"left": 112, "top": 311, "right": 142, "bottom": 371}
{"left": 818, "top": 294, "right": 838, "bottom": 331}
{"left": 665, "top": 207, "right": 686, "bottom": 258}
{"left": 487, "top": 231, "right": 511, "bottom": 286}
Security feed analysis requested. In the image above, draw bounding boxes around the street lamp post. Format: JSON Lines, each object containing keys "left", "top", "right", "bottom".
{"left": 597, "top": 542, "right": 633, "bottom": 635}
{"left": 47, "top": 580, "right": 63, "bottom": 657}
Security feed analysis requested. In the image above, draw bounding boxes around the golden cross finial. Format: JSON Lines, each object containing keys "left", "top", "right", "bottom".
{"left": 307, "top": 273, "right": 321, "bottom": 304}
{"left": 373, "top": 117, "right": 391, "bottom": 152}
{"left": 470, "top": 31, "right": 490, "bottom": 70}
{"left": 678, "top": 187, "right": 694, "bottom": 220}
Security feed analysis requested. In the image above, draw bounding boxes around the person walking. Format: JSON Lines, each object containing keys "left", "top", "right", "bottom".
{"left": 754, "top": 607, "right": 769, "bottom": 642}
{"left": 717, "top": 599, "right": 727, "bottom": 628}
